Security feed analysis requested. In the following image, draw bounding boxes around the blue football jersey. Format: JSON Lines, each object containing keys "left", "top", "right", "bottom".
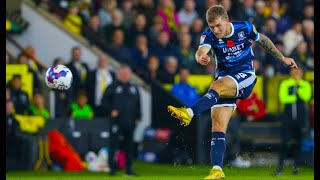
{"left": 199, "top": 21, "right": 259, "bottom": 77}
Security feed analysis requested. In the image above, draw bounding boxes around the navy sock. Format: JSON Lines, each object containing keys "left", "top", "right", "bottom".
{"left": 191, "top": 89, "right": 219, "bottom": 115}
{"left": 210, "top": 132, "right": 226, "bottom": 168}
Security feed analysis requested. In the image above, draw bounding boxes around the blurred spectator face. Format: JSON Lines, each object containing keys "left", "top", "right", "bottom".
{"left": 138, "top": 0, "right": 153, "bottom": 6}
{"left": 157, "top": 30, "right": 170, "bottom": 46}
{"left": 310, "top": 41, "right": 314, "bottom": 53}
{"left": 220, "top": 0, "right": 232, "bottom": 11}
{"left": 180, "top": 68, "right": 189, "bottom": 82}
{"left": 296, "top": 41, "right": 307, "bottom": 54}
{"left": 152, "top": 16, "right": 164, "bottom": 31}
{"left": 179, "top": 23, "right": 190, "bottom": 34}
{"left": 290, "top": 68, "right": 303, "bottom": 80}
{"left": 71, "top": 47, "right": 82, "bottom": 61}
{"left": 255, "top": 0, "right": 266, "bottom": 14}
{"left": 11, "top": 76, "right": 22, "bottom": 90}
{"left": 6, "top": 53, "right": 10, "bottom": 64}
{"left": 270, "top": 0, "right": 279, "bottom": 12}
{"left": 69, "top": 6, "right": 79, "bottom": 15}
{"left": 191, "top": 18, "right": 203, "bottom": 33}
{"left": 122, "top": 0, "right": 133, "bottom": 11}
{"left": 293, "top": 23, "right": 303, "bottom": 34}
{"left": 136, "top": 35, "right": 148, "bottom": 48}
{"left": 89, "top": 15, "right": 100, "bottom": 30}
{"left": 264, "top": 18, "right": 276, "bottom": 33}
{"left": 244, "top": 0, "right": 255, "bottom": 8}
{"left": 77, "top": 94, "right": 88, "bottom": 107}
{"left": 33, "top": 93, "right": 45, "bottom": 108}
{"left": 118, "top": 66, "right": 132, "bottom": 83}
{"left": 112, "top": 9, "right": 123, "bottom": 26}
{"left": 102, "top": 0, "right": 117, "bottom": 12}
{"left": 148, "top": 56, "right": 160, "bottom": 71}
{"left": 302, "top": 19, "right": 314, "bottom": 37}
{"left": 206, "top": 0, "right": 218, "bottom": 9}
{"left": 179, "top": 34, "right": 191, "bottom": 49}
{"left": 184, "top": 0, "right": 195, "bottom": 11}
{"left": 6, "top": 100, "right": 14, "bottom": 116}
{"left": 17, "top": 54, "right": 29, "bottom": 64}
{"left": 98, "top": 54, "right": 109, "bottom": 68}
{"left": 160, "top": 0, "right": 174, "bottom": 9}
{"left": 165, "top": 56, "right": 178, "bottom": 74}
{"left": 53, "top": 58, "right": 64, "bottom": 66}
{"left": 135, "top": 14, "right": 147, "bottom": 29}
{"left": 304, "top": 5, "right": 314, "bottom": 19}
{"left": 112, "top": 29, "right": 125, "bottom": 46}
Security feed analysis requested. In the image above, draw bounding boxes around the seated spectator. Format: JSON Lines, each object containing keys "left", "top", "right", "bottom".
{"left": 8, "top": 75, "right": 30, "bottom": 115}
{"left": 6, "top": 87, "right": 11, "bottom": 101}
{"left": 28, "top": 90, "right": 50, "bottom": 120}
{"left": 170, "top": 68, "right": 200, "bottom": 107}
{"left": 134, "top": 0, "right": 156, "bottom": 26}
{"left": 158, "top": 56, "right": 178, "bottom": 84}
{"left": 148, "top": 15, "right": 165, "bottom": 45}
{"left": 69, "top": 90, "right": 94, "bottom": 120}
{"left": 98, "top": 0, "right": 117, "bottom": 28}
{"left": 130, "top": 34, "right": 152, "bottom": 70}
{"left": 178, "top": 33, "right": 205, "bottom": 74}
{"left": 283, "top": 22, "right": 304, "bottom": 56}
{"left": 103, "top": 9, "right": 125, "bottom": 42}
{"left": 150, "top": 30, "right": 181, "bottom": 67}
{"left": 86, "top": 54, "right": 115, "bottom": 117}
{"left": 156, "top": 0, "right": 180, "bottom": 39}
{"left": 107, "top": 28, "right": 132, "bottom": 64}
{"left": 121, "top": 0, "right": 135, "bottom": 29}
{"left": 145, "top": 55, "right": 161, "bottom": 82}
{"left": 82, "top": 14, "right": 107, "bottom": 49}
{"left": 63, "top": 2, "right": 83, "bottom": 35}
{"left": 290, "top": 41, "right": 310, "bottom": 70}
{"left": 126, "top": 13, "right": 149, "bottom": 47}
{"left": 190, "top": 17, "right": 204, "bottom": 50}
{"left": 178, "top": 0, "right": 198, "bottom": 26}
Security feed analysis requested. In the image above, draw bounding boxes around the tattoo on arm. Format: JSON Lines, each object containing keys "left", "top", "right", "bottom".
{"left": 257, "top": 34, "right": 285, "bottom": 61}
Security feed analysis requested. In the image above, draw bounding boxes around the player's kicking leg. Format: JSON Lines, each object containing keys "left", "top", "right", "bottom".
{"left": 204, "top": 106, "right": 234, "bottom": 179}
{"left": 168, "top": 76, "right": 237, "bottom": 126}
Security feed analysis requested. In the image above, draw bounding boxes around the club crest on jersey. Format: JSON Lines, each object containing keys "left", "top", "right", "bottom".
{"left": 238, "top": 31, "right": 245, "bottom": 41}
{"left": 200, "top": 35, "right": 206, "bottom": 44}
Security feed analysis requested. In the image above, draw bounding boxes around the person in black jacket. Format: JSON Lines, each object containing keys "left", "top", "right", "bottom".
{"left": 101, "top": 65, "right": 141, "bottom": 176}
{"left": 8, "top": 75, "right": 30, "bottom": 115}
{"left": 66, "top": 46, "right": 90, "bottom": 102}
{"left": 86, "top": 54, "right": 115, "bottom": 117}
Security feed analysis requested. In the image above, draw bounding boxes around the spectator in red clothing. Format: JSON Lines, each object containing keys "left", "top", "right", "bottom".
{"left": 236, "top": 92, "right": 266, "bottom": 121}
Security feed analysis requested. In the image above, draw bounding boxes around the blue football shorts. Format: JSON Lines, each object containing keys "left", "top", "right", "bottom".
{"left": 212, "top": 72, "right": 257, "bottom": 109}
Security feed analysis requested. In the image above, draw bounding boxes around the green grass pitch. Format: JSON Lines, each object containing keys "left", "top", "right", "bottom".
{"left": 6, "top": 161, "right": 314, "bottom": 180}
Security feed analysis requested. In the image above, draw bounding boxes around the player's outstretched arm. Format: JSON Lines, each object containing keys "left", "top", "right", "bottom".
{"left": 257, "top": 33, "right": 298, "bottom": 69}
{"left": 195, "top": 45, "right": 213, "bottom": 65}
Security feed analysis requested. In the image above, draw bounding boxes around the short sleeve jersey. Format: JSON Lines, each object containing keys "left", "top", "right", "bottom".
{"left": 199, "top": 21, "right": 259, "bottom": 77}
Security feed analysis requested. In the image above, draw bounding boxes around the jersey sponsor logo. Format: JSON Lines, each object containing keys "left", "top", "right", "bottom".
{"left": 238, "top": 31, "right": 245, "bottom": 41}
{"left": 226, "top": 40, "right": 234, "bottom": 48}
{"left": 222, "top": 43, "right": 245, "bottom": 53}
{"left": 200, "top": 35, "right": 206, "bottom": 44}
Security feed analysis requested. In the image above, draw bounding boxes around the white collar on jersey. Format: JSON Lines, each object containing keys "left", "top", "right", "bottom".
{"left": 223, "top": 22, "right": 234, "bottom": 38}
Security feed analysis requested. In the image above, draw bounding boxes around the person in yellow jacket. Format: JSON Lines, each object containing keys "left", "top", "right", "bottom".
{"left": 63, "top": 3, "right": 83, "bottom": 35}
{"left": 274, "top": 67, "right": 312, "bottom": 176}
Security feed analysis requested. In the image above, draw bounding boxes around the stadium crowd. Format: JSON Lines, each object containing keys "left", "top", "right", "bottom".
{"left": 6, "top": 0, "right": 314, "bottom": 172}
